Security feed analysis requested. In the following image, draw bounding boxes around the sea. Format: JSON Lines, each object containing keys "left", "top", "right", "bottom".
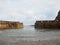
{"left": 0, "top": 26, "right": 60, "bottom": 45}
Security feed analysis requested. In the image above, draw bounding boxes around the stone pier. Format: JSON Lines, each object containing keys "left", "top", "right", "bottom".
{"left": 0, "top": 21, "right": 23, "bottom": 29}
{"left": 35, "top": 10, "right": 60, "bottom": 29}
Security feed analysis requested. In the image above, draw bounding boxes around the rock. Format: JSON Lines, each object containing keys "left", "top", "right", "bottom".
{"left": 55, "top": 10, "right": 60, "bottom": 20}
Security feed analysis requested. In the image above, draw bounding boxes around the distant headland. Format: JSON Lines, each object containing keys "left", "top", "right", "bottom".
{"left": 0, "top": 20, "right": 23, "bottom": 29}
{"left": 35, "top": 10, "right": 60, "bottom": 29}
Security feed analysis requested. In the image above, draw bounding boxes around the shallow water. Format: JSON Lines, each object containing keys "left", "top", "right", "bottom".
{"left": 0, "top": 26, "right": 60, "bottom": 42}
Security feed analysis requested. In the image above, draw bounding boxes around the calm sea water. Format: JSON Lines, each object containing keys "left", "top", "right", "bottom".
{"left": 0, "top": 26, "right": 60, "bottom": 42}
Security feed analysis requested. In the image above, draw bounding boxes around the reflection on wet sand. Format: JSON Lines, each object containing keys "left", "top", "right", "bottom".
{"left": 0, "top": 26, "right": 60, "bottom": 45}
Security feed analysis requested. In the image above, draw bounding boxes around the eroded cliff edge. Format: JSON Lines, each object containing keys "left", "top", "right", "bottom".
{"left": 0, "top": 21, "right": 23, "bottom": 29}
{"left": 35, "top": 10, "right": 60, "bottom": 29}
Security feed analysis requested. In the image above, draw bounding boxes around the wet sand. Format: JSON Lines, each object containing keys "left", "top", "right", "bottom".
{"left": 0, "top": 39, "right": 60, "bottom": 45}
{"left": 0, "top": 26, "right": 60, "bottom": 45}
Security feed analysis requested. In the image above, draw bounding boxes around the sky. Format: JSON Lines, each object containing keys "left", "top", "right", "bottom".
{"left": 0, "top": 0, "right": 60, "bottom": 25}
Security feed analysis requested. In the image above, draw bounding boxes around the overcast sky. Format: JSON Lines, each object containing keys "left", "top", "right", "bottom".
{"left": 0, "top": 0, "right": 60, "bottom": 25}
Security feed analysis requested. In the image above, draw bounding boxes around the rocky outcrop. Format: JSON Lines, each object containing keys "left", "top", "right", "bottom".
{"left": 55, "top": 10, "right": 60, "bottom": 20}
{"left": 0, "top": 21, "right": 23, "bottom": 29}
{"left": 35, "top": 10, "right": 60, "bottom": 29}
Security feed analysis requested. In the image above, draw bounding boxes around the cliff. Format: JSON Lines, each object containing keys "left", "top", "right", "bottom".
{"left": 0, "top": 21, "right": 23, "bottom": 29}
{"left": 55, "top": 10, "right": 60, "bottom": 20}
{"left": 35, "top": 10, "right": 60, "bottom": 29}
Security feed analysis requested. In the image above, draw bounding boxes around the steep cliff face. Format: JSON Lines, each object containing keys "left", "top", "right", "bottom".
{"left": 0, "top": 21, "right": 23, "bottom": 29}
{"left": 55, "top": 10, "right": 60, "bottom": 20}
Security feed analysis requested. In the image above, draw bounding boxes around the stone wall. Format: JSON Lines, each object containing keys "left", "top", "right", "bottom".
{"left": 0, "top": 21, "right": 23, "bottom": 29}
{"left": 35, "top": 21, "right": 60, "bottom": 29}
{"left": 16, "top": 22, "right": 23, "bottom": 28}
{"left": 35, "top": 10, "right": 60, "bottom": 29}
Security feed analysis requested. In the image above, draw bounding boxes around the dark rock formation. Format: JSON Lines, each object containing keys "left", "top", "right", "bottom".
{"left": 55, "top": 10, "right": 60, "bottom": 20}
{"left": 35, "top": 10, "right": 60, "bottom": 29}
{"left": 0, "top": 21, "right": 23, "bottom": 29}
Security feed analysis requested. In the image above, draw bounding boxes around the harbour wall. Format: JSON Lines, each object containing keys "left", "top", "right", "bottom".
{"left": 35, "top": 21, "right": 60, "bottom": 29}
{"left": 0, "top": 21, "right": 23, "bottom": 29}
{"left": 35, "top": 10, "right": 60, "bottom": 29}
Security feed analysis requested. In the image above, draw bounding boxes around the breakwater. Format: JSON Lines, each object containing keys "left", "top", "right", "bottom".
{"left": 35, "top": 10, "right": 60, "bottom": 29}
{"left": 0, "top": 21, "right": 23, "bottom": 29}
{"left": 35, "top": 20, "right": 60, "bottom": 29}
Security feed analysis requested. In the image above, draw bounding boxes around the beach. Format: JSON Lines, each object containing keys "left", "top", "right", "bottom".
{"left": 0, "top": 26, "right": 60, "bottom": 45}
{"left": 0, "top": 38, "right": 60, "bottom": 45}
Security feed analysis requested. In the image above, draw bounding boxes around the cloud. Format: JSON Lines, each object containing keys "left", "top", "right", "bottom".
{"left": 0, "top": 0, "right": 60, "bottom": 25}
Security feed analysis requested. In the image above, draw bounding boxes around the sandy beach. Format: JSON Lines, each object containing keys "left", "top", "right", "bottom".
{"left": 0, "top": 38, "right": 60, "bottom": 45}
{"left": 0, "top": 26, "right": 60, "bottom": 45}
